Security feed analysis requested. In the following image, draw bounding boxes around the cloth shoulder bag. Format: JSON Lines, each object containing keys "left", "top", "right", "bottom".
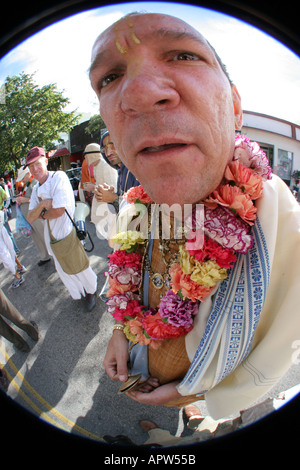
{"left": 47, "top": 219, "right": 89, "bottom": 275}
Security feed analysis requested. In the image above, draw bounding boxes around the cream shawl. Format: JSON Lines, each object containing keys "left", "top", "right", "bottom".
{"left": 178, "top": 175, "right": 300, "bottom": 418}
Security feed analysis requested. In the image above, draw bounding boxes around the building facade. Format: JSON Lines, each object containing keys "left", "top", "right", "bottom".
{"left": 241, "top": 111, "right": 300, "bottom": 188}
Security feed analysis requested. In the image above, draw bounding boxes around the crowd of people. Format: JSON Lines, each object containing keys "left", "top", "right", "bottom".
{"left": 0, "top": 130, "right": 139, "bottom": 352}
{"left": 0, "top": 11, "right": 300, "bottom": 446}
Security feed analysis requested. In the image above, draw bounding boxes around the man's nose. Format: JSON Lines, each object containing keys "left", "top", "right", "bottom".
{"left": 106, "top": 147, "right": 115, "bottom": 156}
{"left": 120, "top": 64, "right": 180, "bottom": 115}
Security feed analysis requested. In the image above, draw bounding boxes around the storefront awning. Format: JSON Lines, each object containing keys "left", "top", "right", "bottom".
{"left": 47, "top": 147, "right": 70, "bottom": 159}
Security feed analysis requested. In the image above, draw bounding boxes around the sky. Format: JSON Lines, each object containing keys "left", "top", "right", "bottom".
{"left": 0, "top": 1, "right": 300, "bottom": 125}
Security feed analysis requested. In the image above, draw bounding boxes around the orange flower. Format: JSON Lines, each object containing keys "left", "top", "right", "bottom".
{"left": 127, "top": 314, "right": 144, "bottom": 336}
{"left": 107, "top": 276, "right": 139, "bottom": 296}
{"left": 205, "top": 184, "right": 257, "bottom": 225}
{"left": 125, "top": 314, "right": 162, "bottom": 348}
{"left": 224, "top": 161, "right": 263, "bottom": 200}
{"left": 169, "top": 263, "right": 213, "bottom": 302}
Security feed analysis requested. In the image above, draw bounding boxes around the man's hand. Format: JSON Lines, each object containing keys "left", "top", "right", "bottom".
{"left": 127, "top": 380, "right": 182, "bottom": 406}
{"left": 27, "top": 198, "right": 53, "bottom": 223}
{"left": 83, "top": 182, "right": 95, "bottom": 192}
{"left": 103, "top": 330, "right": 129, "bottom": 382}
{"left": 95, "top": 183, "right": 117, "bottom": 203}
{"left": 16, "top": 196, "right": 29, "bottom": 205}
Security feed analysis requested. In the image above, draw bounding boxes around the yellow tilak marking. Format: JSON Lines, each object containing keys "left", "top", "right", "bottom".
{"left": 0, "top": 344, "right": 103, "bottom": 442}
{"left": 114, "top": 17, "right": 141, "bottom": 54}
{"left": 114, "top": 22, "right": 128, "bottom": 55}
{"left": 126, "top": 18, "right": 141, "bottom": 45}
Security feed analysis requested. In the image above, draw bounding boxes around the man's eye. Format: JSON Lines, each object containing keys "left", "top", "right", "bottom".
{"left": 173, "top": 52, "right": 199, "bottom": 61}
{"left": 99, "top": 73, "right": 119, "bottom": 89}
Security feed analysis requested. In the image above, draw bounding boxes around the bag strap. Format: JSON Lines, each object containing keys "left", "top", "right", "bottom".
{"left": 47, "top": 219, "right": 56, "bottom": 242}
{"left": 47, "top": 211, "right": 76, "bottom": 243}
{"left": 64, "top": 209, "right": 78, "bottom": 231}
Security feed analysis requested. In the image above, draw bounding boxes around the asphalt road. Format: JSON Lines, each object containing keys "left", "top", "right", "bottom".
{"left": 0, "top": 203, "right": 180, "bottom": 446}
{"left": 1, "top": 203, "right": 300, "bottom": 449}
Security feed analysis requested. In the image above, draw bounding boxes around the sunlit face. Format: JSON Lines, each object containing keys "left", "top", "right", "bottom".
{"left": 28, "top": 156, "right": 48, "bottom": 184}
{"left": 90, "top": 13, "right": 242, "bottom": 204}
{"left": 102, "top": 134, "right": 121, "bottom": 166}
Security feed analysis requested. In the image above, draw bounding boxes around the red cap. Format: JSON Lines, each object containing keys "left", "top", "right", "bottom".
{"left": 24, "top": 147, "right": 46, "bottom": 168}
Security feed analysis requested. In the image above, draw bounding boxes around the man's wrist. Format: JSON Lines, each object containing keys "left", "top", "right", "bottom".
{"left": 40, "top": 208, "right": 47, "bottom": 219}
{"left": 113, "top": 324, "right": 125, "bottom": 334}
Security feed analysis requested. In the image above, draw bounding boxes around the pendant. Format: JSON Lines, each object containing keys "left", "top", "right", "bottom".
{"left": 151, "top": 273, "right": 164, "bottom": 290}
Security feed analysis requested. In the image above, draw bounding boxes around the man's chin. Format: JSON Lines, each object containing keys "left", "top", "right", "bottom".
{"left": 108, "top": 156, "right": 120, "bottom": 165}
{"left": 143, "top": 182, "right": 201, "bottom": 206}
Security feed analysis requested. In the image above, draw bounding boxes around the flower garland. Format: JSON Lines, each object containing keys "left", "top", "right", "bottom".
{"left": 105, "top": 135, "right": 272, "bottom": 349}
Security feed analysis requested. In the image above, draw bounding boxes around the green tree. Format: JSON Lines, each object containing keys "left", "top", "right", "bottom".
{"left": 85, "top": 114, "right": 106, "bottom": 137}
{"left": 0, "top": 72, "right": 79, "bottom": 172}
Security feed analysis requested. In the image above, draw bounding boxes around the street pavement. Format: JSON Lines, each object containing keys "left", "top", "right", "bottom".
{"left": 1, "top": 203, "right": 300, "bottom": 449}
{"left": 0, "top": 204, "right": 180, "bottom": 446}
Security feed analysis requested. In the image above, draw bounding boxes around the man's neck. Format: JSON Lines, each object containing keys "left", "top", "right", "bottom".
{"left": 39, "top": 171, "right": 49, "bottom": 186}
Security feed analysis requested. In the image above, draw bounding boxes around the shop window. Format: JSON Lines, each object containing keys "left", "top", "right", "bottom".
{"left": 278, "top": 149, "right": 293, "bottom": 186}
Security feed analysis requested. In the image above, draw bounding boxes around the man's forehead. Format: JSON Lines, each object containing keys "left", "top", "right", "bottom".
{"left": 103, "top": 136, "right": 113, "bottom": 144}
{"left": 91, "top": 13, "right": 208, "bottom": 61}
{"left": 28, "top": 156, "right": 46, "bottom": 166}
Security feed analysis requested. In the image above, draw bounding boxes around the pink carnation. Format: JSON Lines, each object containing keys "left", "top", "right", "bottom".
{"left": 184, "top": 206, "right": 205, "bottom": 251}
{"left": 107, "top": 264, "right": 141, "bottom": 287}
{"left": 234, "top": 135, "right": 272, "bottom": 181}
{"left": 123, "top": 185, "right": 153, "bottom": 204}
{"left": 106, "top": 291, "right": 142, "bottom": 322}
{"left": 107, "top": 275, "right": 139, "bottom": 296}
{"left": 158, "top": 289, "right": 199, "bottom": 328}
{"left": 204, "top": 206, "right": 253, "bottom": 254}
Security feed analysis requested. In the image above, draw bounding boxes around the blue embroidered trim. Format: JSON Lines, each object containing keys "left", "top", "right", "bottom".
{"left": 180, "top": 217, "right": 270, "bottom": 393}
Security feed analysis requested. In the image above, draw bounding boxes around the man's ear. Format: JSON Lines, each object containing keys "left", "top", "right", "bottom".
{"left": 232, "top": 85, "right": 243, "bottom": 130}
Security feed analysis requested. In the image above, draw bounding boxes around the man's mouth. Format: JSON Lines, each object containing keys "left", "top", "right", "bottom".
{"left": 141, "top": 143, "right": 187, "bottom": 153}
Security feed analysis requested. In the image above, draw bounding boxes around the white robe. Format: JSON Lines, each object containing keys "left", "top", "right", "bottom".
{"left": 29, "top": 171, "right": 97, "bottom": 299}
{"left": 90, "top": 158, "right": 117, "bottom": 239}
{"left": 0, "top": 212, "right": 16, "bottom": 275}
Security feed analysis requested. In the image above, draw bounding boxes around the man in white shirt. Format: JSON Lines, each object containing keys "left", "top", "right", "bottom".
{"left": 26, "top": 146, "right": 97, "bottom": 311}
